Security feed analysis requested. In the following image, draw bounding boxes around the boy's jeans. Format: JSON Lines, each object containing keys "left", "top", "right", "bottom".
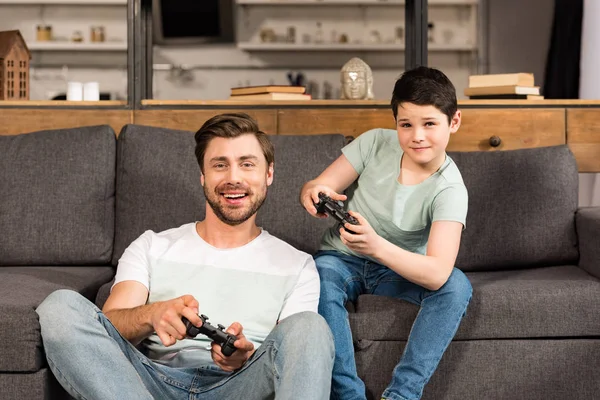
{"left": 315, "top": 250, "right": 472, "bottom": 400}
{"left": 36, "top": 289, "right": 334, "bottom": 400}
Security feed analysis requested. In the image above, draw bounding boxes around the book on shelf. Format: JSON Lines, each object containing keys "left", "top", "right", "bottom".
{"left": 230, "top": 85, "right": 306, "bottom": 96}
{"left": 228, "top": 92, "right": 312, "bottom": 101}
{"left": 464, "top": 85, "right": 540, "bottom": 97}
{"left": 468, "top": 94, "right": 545, "bottom": 100}
{"left": 468, "top": 73, "right": 535, "bottom": 88}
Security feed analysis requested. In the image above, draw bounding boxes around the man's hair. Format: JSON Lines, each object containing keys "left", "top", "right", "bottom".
{"left": 194, "top": 113, "right": 274, "bottom": 173}
{"left": 390, "top": 66, "right": 457, "bottom": 124}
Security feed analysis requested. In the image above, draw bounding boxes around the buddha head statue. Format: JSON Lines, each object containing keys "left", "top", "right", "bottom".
{"left": 340, "top": 57, "right": 374, "bottom": 100}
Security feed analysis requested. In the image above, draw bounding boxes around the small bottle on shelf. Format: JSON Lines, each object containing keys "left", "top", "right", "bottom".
{"left": 315, "top": 22, "right": 324, "bottom": 44}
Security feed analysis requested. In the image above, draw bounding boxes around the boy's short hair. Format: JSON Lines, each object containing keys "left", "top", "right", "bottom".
{"left": 391, "top": 66, "right": 457, "bottom": 124}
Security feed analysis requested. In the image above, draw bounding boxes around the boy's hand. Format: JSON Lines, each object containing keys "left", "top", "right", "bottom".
{"left": 300, "top": 183, "right": 347, "bottom": 218}
{"left": 339, "top": 211, "right": 384, "bottom": 258}
{"left": 211, "top": 322, "right": 255, "bottom": 372}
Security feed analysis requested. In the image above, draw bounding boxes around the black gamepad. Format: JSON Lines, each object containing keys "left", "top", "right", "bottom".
{"left": 314, "top": 192, "right": 359, "bottom": 233}
{"left": 182, "top": 314, "right": 237, "bottom": 357}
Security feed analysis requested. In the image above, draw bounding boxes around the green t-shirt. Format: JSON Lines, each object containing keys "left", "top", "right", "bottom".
{"left": 320, "top": 128, "right": 468, "bottom": 259}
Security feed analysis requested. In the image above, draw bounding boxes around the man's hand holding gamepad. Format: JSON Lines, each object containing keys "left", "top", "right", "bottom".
{"left": 300, "top": 183, "right": 346, "bottom": 218}
{"left": 211, "top": 322, "right": 255, "bottom": 372}
{"left": 150, "top": 295, "right": 201, "bottom": 347}
{"left": 339, "top": 211, "right": 384, "bottom": 258}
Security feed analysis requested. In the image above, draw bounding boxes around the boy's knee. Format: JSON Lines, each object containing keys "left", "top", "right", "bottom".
{"left": 443, "top": 269, "right": 472, "bottom": 304}
{"left": 315, "top": 255, "right": 349, "bottom": 286}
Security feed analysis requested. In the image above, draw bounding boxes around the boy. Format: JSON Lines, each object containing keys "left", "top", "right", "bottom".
{"left": 300, "top": 66, "right": 473, "bottom": 400}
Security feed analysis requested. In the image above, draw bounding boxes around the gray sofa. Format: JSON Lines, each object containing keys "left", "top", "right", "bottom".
{"left": 1, "top": 123, "right": 599, "bottom": 400}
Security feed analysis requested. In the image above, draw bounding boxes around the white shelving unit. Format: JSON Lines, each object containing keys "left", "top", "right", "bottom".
{"left": 235, "top": 0, "right": 480, "bottom": 54}
{"left": 237, "top": 0, "right": 477, "bottom": 5}
{"left": 0, "top": 0, "right": 126, "bottom": 4}
{"left": 233, "top": 0, "right": 480, "bottom": 100}
{"left": 28, "top": 41, "right": 127, "bottom": 51}
{"left": 0, "top": 0, "right": 127, "bottom": 54}
{"left": 237, "top": 42, "right": 477, "bottom": 51}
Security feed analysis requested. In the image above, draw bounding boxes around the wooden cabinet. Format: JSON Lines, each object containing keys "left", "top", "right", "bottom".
{"left": 448, "top": 109, "right": 565, "bottom": 151}
{"left": 0, "top": 100, "right": 599, "bottom": 172}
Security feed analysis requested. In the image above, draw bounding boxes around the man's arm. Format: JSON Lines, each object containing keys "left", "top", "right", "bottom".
{"left": 102, "top": 281, "right": 202, "bottom": 347}
{"left": 340, "top": 216, "right": 463, "bottom": 291}
{"left": 102, "top": 281, "right": 154, "bottom": 345}
{"left": 278, "top": 256, "right": 320, "bottom": 322}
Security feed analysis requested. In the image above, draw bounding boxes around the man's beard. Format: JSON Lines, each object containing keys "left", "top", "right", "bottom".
{"left": 204, "top": 183, "right": 267, "bottom": 226}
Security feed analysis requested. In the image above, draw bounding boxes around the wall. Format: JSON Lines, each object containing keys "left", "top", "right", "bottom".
{"left": 486, "top": 0, "right": 554, "bottom": 87}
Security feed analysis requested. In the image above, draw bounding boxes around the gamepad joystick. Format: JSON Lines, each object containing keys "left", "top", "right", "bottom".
{"left": 314, "top": 192, "right": 359, "bottom": 233}
{"left": 182, "top": 314, "right": 237, "bottom": 357}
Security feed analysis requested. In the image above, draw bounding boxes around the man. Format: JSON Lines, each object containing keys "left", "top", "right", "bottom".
{"left": 37, "top": 113, "right": 334, "bottom": 400}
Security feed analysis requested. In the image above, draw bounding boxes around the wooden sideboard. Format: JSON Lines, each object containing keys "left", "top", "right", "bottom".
{"left": 0, "top": 99, "right": 599, "bottom": 172}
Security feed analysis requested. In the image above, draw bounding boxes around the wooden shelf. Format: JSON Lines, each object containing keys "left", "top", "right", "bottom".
{"left": 237, "top": 42, "right": 476, "bottom": 51}
{"left": 143, "top": 99, "right": 389, "bottom": 106}
{"left": 0, "top": 100, "right": 127, "bottom": 106}
{"left": 236, "top": 0, "right": 478, "bottom": 5}
{"left": 141, "top": 99, "right": 600, "bottom": 107}
{"left": 28, "top": 42, "right": 127, "bottom": 51}
{"left": 0, "top": 0, "right": 126, "bottom": 4}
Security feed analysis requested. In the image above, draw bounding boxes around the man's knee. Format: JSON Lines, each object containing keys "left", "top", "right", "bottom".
{"left": 36, "top": 289, "right": 96, "bottom": 338}
{"left": 277, "top": 312, "right": 334, "bottom": 357}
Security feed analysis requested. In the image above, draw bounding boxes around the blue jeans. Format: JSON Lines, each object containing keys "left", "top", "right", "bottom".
{"left": 315, "top": 250, "right": 472, "bottom": 400}
{"left": 36, "top": 289, "right": 335, "bottom": 400}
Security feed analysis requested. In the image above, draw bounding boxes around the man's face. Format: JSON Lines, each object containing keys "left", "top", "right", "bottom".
{"left": 201, "top": 134, "right": 273, "bottom": 226}
{"left": 395, "top": 102, "right": 460, "bottom": 169}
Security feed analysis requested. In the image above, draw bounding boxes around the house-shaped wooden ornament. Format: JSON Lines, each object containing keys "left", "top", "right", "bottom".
{"left": 0, "top": 30, "right": 32, "bottom": 101}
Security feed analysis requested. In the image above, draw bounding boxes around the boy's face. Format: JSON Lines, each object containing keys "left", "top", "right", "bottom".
{"left": 201, "top": 134, "right": 274, "bottom": 225}
{"left": 395, "top": 102, "right": 461, "bottom": 170}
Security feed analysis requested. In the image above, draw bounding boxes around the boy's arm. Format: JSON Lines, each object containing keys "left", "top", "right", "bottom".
{"left": 370, "top": 220, "right": 462, "bottom": 291}
{"left": 300, "top": 154, "right": 359, "bottom": 216}
{"left": 340, "top": 215, "right": 463, "bottom": 291}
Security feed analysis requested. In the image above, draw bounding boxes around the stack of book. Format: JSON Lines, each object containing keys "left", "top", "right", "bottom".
{"left": 464, "top": 73, "right": 544, "bottom": 100}
{"left": 229, "top": 85, "right": 311, "bottom": 101}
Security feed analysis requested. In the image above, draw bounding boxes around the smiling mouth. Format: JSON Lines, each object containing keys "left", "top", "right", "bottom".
{"left": 222, "top": 192, "right": 248, "bottom": 199}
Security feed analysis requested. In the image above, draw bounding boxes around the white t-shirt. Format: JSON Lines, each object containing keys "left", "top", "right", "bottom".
{"left": 112, "top": 222, "right": 320, "bottom": 368}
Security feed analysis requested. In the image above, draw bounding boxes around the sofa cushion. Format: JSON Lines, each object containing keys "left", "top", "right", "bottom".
{"left": 448, "top": 145, "right": 579, "bottom": 271}
{"left": 355, "top": 339, "right": 600, "bottom": 400}
{"left": 0, "top": 266, "right": 114, "bottom": 372}
{"left": 256, "top": 134, "right": 343, "bottom": 254}
{"left": 113, "top": 124, "right": 343, "bottom": 264}
{"left": 0, "top": 125, "right": 116, "bottom": 265}
{"left": 0, "top": 367, "right": 69, "bottom": 400}
{"left": 349, "top": 266, "right": 600, "bottom": 341}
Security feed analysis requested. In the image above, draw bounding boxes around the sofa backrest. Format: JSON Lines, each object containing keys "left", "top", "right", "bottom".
{"left": 450, "top": 145, "right": 579, "bottom": 272}
{"left": 0, "top": 125, "right": 116, "bottom": 265}
{"left": 112, "top": 124, "right": 343, "bottom": 265}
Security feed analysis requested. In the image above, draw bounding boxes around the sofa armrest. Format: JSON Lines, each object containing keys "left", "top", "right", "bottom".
{"left": 576, "top": 207, "right": 600, "bottom": 279}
